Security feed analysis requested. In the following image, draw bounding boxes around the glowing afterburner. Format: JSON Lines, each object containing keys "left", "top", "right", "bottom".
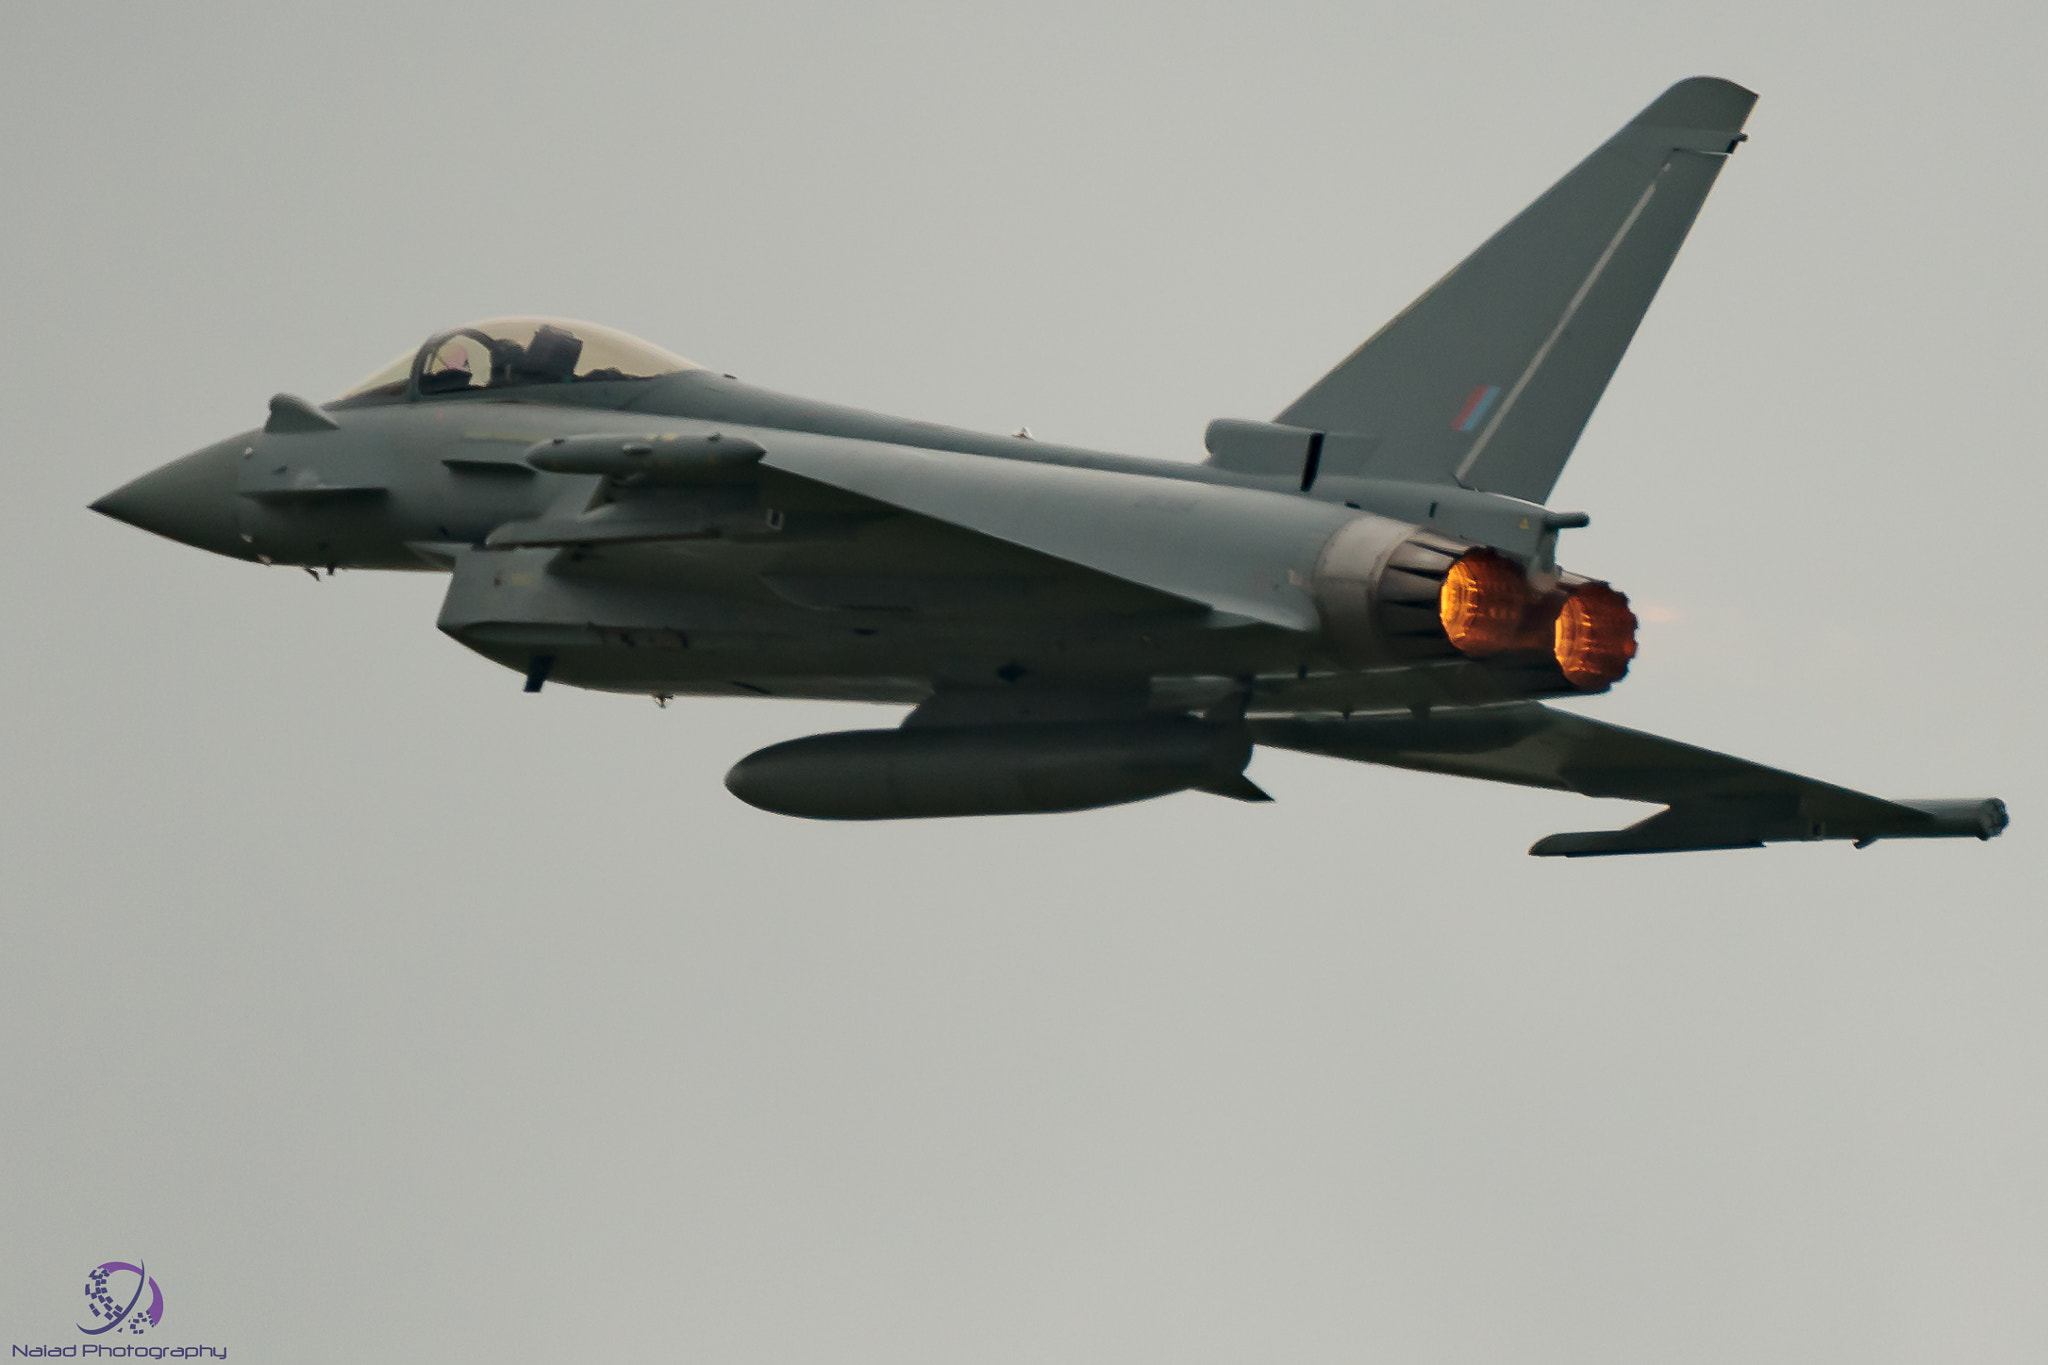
{"left": 1439, "top": 549, "right": 1540, "bottom": 655}
{"left": 1438, "top": 548, "right": 1638, "bottom": 689}
{"left": 1554, "top": 584, "right": 1638, "bottom": 688}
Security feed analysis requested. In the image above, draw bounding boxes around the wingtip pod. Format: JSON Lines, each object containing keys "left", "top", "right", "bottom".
{"left": 1887, "top": 797, "right": 2010, "bottom": 842}
{"left": 1530, "top": 796, "right": 2009, "bottom": 857}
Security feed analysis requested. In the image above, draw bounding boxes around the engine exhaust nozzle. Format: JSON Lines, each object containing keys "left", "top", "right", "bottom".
{"left": 1553, "top": 583, "right": 1638, "bottom": 689}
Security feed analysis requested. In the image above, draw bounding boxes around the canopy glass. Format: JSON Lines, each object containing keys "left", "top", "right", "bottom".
{"left": 335, "top": 317, "right": 698, "bottom": 402}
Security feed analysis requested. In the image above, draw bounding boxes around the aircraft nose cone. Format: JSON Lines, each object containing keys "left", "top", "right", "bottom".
{"left": 91, "top": 443, "right": 248, "bottom": 559}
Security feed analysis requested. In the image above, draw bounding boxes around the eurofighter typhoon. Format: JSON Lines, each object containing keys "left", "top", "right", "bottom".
{"left": 93, "top": 78, "right": 2006, "bottom": 854}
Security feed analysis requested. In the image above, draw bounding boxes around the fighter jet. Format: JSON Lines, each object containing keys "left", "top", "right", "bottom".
{"left": 92, "top": 76, "right": 2006, "bottom": 854}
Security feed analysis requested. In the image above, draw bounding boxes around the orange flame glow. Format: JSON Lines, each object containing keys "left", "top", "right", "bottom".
{"left": 1553, "top": 584, "right": 1638, "bottom": 689}
{"left": 1440, "top": 550, "right": 1540, "bottom": 656}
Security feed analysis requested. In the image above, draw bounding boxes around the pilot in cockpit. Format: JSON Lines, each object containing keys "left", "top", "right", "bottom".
{"left": 511, "top": 323, "right": 584, "bottom": 384}
{"left": 420, "top": 323, "right": 587, "bottom": 393}
{"left": 419, "top": 339, "right": 476, "bottom": 394}
{"left": 333, "top": 317, "right": 699, "bottom": 405}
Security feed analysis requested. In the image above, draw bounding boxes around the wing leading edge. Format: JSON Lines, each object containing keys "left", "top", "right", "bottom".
{"left": 759, "top": 430, "right": 1357, "bottom": 630}
{"left": 1251, "top": 706, "right": 2008, "bottom": 856}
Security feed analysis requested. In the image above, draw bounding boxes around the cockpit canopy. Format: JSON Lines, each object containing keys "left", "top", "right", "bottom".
{"left": 334, "top": 317, "right": 699, "bottom": 403}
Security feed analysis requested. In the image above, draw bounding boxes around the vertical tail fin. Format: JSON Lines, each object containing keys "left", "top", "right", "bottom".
{"left": 1276, "top": 77, "right": 1756, "bottom": 503}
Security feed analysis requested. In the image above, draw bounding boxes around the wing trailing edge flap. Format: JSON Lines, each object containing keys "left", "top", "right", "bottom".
{"left": 759, "top": 432, "right": 1359, "bottom": 631}
{"left": 1251, "top": 705, "right": 2009, "bottom": 856}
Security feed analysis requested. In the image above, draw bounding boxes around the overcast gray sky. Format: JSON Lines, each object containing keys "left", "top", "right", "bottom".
{"left": 3, "top": 2, "right": 2043, "bottom": 1361}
